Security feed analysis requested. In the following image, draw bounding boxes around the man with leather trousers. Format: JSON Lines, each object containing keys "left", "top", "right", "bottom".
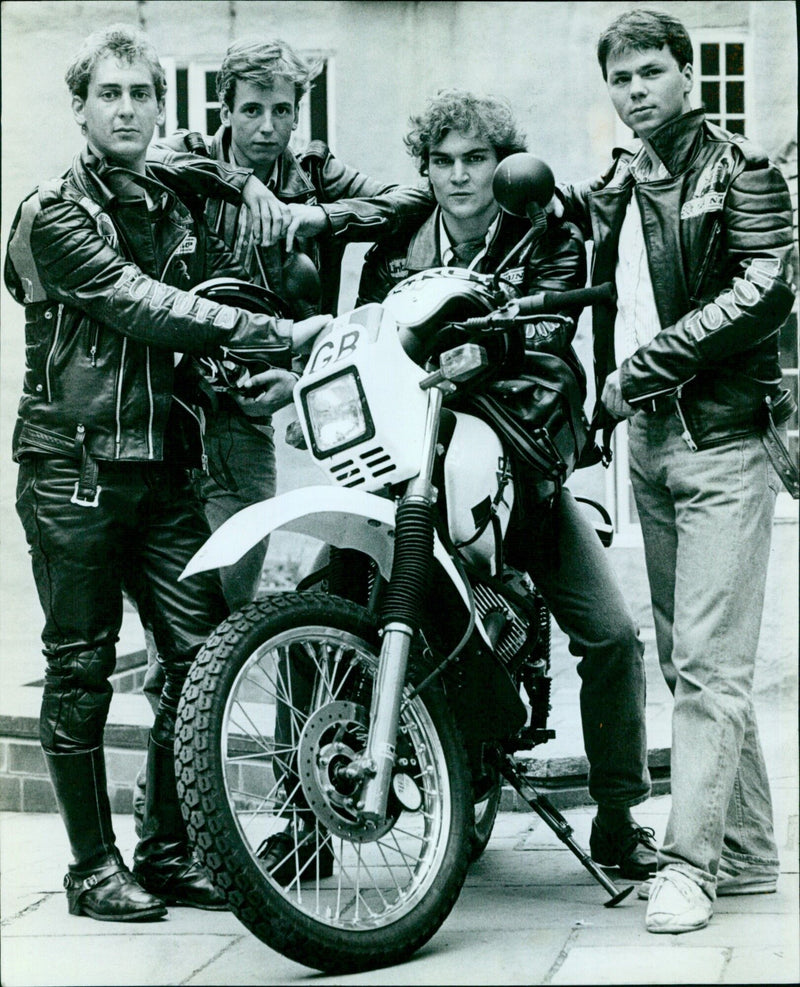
{"left": 358, "top": 89, "right": 657, "bottom": 881}
{"left": 557, "top": 8, "right": 796, "bottom": 934}
{"left": 4, "top": 24, "right": 328, "bottom": 923}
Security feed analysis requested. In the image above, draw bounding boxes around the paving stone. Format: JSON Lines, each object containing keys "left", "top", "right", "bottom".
{"left": 552, "top": 944, "right": 728, "bottom": 985}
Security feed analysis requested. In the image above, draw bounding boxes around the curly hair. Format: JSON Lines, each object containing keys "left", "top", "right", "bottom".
{"left": 597, "top": 9, "right": 694, "bottom": 80}
{"left": 217, "top": 38, "right": 323, "bottom": 110}
{"left": 404, "top": 90, "right": 527, "bottom": 176}
{"left": 65, "top": 24, "right": 167, "bottom": 102}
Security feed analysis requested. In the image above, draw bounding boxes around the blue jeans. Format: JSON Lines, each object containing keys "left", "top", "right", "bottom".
{"left": 628, "top": 411, "right": 780, "bottom": 897}
{"left": 195, "top": 402, "right": 277, "bottom": 609}
{"left": 511, "top": 488, "right": 651, "bottom": 808}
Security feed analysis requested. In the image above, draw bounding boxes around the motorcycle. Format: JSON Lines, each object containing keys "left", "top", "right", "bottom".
{"left": 175, "top": 154, "right": 631, "bottom": 974}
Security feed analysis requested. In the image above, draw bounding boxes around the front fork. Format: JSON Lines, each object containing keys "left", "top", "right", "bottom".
{"left": 357, "top": 384, "right": 444, "bottom": 821}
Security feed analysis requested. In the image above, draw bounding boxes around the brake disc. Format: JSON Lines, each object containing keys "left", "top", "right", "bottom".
{"left": 297, "top": 700, "right": 399, "bottom": 842}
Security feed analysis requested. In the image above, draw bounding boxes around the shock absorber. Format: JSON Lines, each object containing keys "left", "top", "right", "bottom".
{"left": 357, "top": 386, "right": 443, "bottom": 823}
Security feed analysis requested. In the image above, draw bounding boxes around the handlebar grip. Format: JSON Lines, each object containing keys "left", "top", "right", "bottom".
{"left": 515, "top": 282, "right": 616, "bottom": 315}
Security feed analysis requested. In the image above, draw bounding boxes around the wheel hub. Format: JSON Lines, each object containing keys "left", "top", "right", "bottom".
{"left": 297, "top": 700, "right": 398, "bottom": 842}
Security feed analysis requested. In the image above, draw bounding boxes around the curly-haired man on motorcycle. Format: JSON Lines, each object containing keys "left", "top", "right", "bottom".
{"left": 4, "top": 24, "right": 328, "bottom": 923}
{"left": 358, "top": 88, "right": 658, "bottom": 881}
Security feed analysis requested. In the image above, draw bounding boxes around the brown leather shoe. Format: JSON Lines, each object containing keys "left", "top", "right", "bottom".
{"left": 590, "top": 818, "right": 657, "bottom": 880}
{"left": 65, "top": 859, "right": 166, "bottom": 922}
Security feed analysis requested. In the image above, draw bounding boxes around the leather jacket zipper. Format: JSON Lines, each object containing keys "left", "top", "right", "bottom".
{"left": 145, "top": 348, "right": 155, "bottom": 459}
{"left": 88, "top": 324, "right": 100, "bottom": 366}
{"left": 173, "top": 395, "right": 208, "bottom": 472}
{"left": 44, "top": 305, "right": 64, "bottom": 402}
{"left": 674, "top": 388, "right": 698, "bottom": 451}
{"left": 161, "top": 232, "right": 189, "bottom": 279}
{"left": 115, "top": 337, "right": 127, "bottom": 456}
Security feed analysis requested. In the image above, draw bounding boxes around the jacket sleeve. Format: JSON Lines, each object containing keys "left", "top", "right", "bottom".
{"left": 556, "top": 154, "right": 630, "bottom": 242}
{"left": 29, "top": 198, "right": 292, "bottom": 357}
{"left": 355, "top": 242, "right": 401, "bottom": 305}
{"left": 317, "top": 151, "right": 435, "bottom": 242}
{"left": 147, "top": 135, "right": 253, "bottom": 206}
{"left": 620, "top": 161, "right": 796, "bottom": 404}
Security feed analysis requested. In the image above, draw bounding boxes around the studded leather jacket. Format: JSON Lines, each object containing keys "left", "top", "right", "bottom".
{"left": 5, "top": 147, "right": 295, "bottom": 465}
{"left": 558, "top": 110, "right": 796, "bottom": 448}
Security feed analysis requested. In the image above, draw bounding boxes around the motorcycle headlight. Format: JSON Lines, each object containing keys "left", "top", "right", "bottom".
{"left": 299, "top": 367, "right": 375, "bottom": 457}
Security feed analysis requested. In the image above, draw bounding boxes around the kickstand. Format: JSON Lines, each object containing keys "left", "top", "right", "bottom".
{"left": 501, "top": 756, "right": 633, "bottom": 907}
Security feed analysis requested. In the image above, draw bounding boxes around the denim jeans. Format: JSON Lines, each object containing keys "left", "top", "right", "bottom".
{"left": 195, "top": 402, "right": 277, "bottom": 609}
{"left": 628, "top": 411, "right": 780, "bottom": 898}
{"left": 511, "top": 488, "right": 651, "bottom": 808}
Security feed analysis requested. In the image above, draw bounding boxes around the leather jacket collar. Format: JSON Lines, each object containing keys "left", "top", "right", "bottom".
{"left": 211, "top": 125, "right": 315, "bottom": 200}
{"left": 73, "top": 146, "right": 178, "bottom": 216}
{"left": 645, "top": 108, "right": 707, "bottom": 177}
{"left": 405, "top": 206, "right": 512, "bottom": 272}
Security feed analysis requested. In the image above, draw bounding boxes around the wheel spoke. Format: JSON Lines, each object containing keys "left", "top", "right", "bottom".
{"left": 181, "top": 606, "right": 465, "bottom": 945}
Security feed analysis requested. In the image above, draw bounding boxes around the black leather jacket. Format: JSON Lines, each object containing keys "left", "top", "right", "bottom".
{"left": 559, "top": 110, "right": 796, "bottom": 448}
{"left": 5, "top": 148, "right": 294, "bottom": 465}
{"left": 151, "top": 127, "right": 433, "bottom": 313}
{"left": 358, "top": 206, "right": 585, "bottom": 309}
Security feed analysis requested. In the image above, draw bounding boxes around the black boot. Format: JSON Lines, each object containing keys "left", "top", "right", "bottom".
{"left": 44, "top": 748, "right": 166, "bottom": 922}
{"left": 133, "top": 735, "right": 227, "bottom": 910}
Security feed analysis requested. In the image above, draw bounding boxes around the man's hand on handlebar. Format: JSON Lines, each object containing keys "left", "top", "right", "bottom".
{"left": 242, "top": 175, "right": 293, "bottom": 246}
{"left": 601, "top": 369, "right": 636, "bottom": 419}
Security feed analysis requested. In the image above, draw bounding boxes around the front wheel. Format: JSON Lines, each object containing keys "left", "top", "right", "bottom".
{"left": 176, "top": 593, "right": 472, "bottom": 973}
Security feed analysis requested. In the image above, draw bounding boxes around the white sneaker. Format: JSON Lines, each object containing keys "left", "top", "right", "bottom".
{"left": 645, "top": 868, "right": 712, "bottom": 934}
{"left": 638, "top": 860, "right": 778, "bottom": 899}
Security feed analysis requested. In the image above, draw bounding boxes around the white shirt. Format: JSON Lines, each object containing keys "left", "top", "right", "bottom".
{"left": 613, "top": 148, "right": 670, "bottom": 366}
{"left": 439, "top": 210, "right": 500, "bottom": 270}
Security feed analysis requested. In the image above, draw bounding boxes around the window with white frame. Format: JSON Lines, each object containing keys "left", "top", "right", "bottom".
{"left": 696, "top": 37, "right": 748, "bottom": 135}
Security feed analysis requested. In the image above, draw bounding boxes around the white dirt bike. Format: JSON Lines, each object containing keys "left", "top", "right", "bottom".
{"left": 175, "top": 155, "right": 630, "bottom": 974}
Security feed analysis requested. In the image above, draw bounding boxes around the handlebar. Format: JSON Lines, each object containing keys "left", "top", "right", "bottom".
{"left": 515, "top": 282, "right": 616, "bottom": 315}
{"left": 460, "top": 282, "right": 616, "bottom": 331}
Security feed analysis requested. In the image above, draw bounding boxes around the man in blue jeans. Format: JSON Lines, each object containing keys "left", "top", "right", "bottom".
{"left": 358, "top": 89, "right": 657, "bottom": 876}
{"left": 557, "top": 8, "right": 795, "bottom": 933}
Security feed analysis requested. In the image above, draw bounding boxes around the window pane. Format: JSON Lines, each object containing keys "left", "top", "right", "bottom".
{"left": 701, "top": 43, "right": 719, "bottom": 75}
{"left": 779, "top": 312, "right": 798, "bottom": 368}
{"left": 727, "top": 118, "right": 746, "bottom": 135}
{"left": 726, "top": 43, "right": 744, "bottom": 75}
{"left": 726, "top": 81, "right": 745, "bottom": 115}
{"left": 206, "top": 107, "right": 222, "bottom": 134}
{"left": 707, "top": 117, "right": 721, "bottom": 127}
{"left": 702, "top": 82, "right": 720, "bottom": 114}
{"left": 176, "top": 67, "right": 189, "bottom": 130}
{"left": 309, "top": 62, "right": 328, "bottom": 142}
{"left": 205, "top": 71, "right": 217, "bottom": 103}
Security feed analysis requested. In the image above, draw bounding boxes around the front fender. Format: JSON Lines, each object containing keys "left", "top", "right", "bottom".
{"left": 179, "top": 486, "right": 480, "bottom": 631}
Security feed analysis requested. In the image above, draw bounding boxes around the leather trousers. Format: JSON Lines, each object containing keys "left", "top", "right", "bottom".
{"left": 16, "top": 455, "right": 228, "bottom": 752}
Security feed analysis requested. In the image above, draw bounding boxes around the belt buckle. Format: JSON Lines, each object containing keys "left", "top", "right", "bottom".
{"left": 70, "top": 481, "right": 102, "bottom": 508}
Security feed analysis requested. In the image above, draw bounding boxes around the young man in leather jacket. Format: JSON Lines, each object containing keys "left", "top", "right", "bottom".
{"left": 149, "top": 38, "right": 432, "bottom": 609}
{"left": 359, "top": 89, "right": 658, "bottom": 882}
{"left": 4, "top": 25, "right": 328, "bottom": 923}
{"left": 557, "top": 8, "right": 796, "bottom": 933}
